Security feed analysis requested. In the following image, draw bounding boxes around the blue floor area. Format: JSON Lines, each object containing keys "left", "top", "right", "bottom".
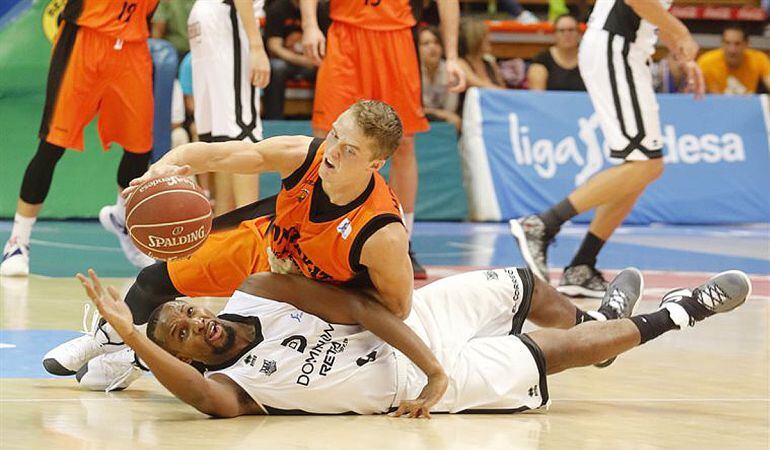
{"left": 1, "top": 220, "right": 769, "bottom": 277}
{"left": 0, "top": 330, "right": 80, "bottom": 378}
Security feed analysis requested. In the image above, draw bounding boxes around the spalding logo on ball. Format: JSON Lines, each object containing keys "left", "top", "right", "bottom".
{"left": 125, "top": 176, "right": 213, "bottom": 260}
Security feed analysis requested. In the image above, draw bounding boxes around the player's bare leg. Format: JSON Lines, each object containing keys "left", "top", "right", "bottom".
{"left": 388, "top": 136, "right": 418, "bottom": 226}
{"left": 232, "top": 173, "right": 260, "bottom": 208}
{"left": 511, "top": 159, "right": 663, "bottom": 292}
{"left": 388, "top": 136, "right": 425, "bottom": 279}
{"left": 568, "top": 159, "right": 663, "bottom": 213}
{"left": 588, "top": 190, "right": 643, "bottom": 241}
{"left": 528, "top": 270, "right": 751, "bottom": 374}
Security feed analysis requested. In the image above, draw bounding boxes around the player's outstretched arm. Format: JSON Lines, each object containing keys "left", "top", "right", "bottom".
{"left": 124, "top": 136, "right": 313, "bottom": 197}
{"left": 240, "top": 272, "right": 448, "bottom": 418}
{"left": 76, "top": 269, "right": 264, "bottom": 418}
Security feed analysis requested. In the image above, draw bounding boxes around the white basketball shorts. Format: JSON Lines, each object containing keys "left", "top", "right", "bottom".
{"left": 395, "top": 267, "right": 550, "bottom": 413}
{"left": 188, "top": 0, "right": 262, "bottom": 143}
{"left": 579, "top": 29, "right": 663, "bottom": 161}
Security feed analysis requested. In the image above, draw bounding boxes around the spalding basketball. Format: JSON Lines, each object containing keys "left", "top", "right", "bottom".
{"left": 125, "top": 176, "right": 213, "bottom": 260}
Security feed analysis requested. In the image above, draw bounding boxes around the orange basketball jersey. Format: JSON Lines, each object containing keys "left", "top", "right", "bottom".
{"left": 61, "top": 0, "right": 159, "bottom": 41}
{"left": 330, "top": 0, "right": 418, "bottom": 31}
{"left": 267, "top": 138, "right": 404, "bottom": 284}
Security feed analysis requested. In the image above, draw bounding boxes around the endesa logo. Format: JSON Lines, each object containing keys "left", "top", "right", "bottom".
{"left": 507, "top": 112, "right": 746, "bottom": 186}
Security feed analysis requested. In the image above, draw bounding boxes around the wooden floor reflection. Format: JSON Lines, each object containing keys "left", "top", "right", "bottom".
{"left": 1, "top": 275, "right": 768, "bottom": 450}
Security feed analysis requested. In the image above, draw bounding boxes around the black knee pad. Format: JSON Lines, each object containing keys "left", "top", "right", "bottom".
{"left": 19, "top": 141, "right": 65, "bottom": 204}
{"left": 117, "top": 151, "right": 151, "bottom": 188}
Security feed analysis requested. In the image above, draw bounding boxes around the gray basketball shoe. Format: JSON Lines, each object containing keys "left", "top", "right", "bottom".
{"left": 558, "top": 264, "right": 608, "bottom": 298}
{"left": 593, "top": 268, "right": 644, "bottom": 368}
{"left": 509, "top": 215, "right": 550, "bottom": 282}
{"left": 660, "top": 270, "right": 752, "bottom": 327}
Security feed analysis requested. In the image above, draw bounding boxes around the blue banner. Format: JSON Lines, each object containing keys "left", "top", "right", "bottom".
{"left": 462, "top": 89, "right": 770, "bottom": 224}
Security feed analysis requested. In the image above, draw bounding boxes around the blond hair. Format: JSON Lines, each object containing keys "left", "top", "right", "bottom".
{"left": 348, "top": 100, "right": 403, "bottom": 160}
{"left": 459, "top": 18, "right": 489, "bottom": 58}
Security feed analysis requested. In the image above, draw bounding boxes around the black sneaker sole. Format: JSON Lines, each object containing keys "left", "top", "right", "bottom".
{"left": 43, "top": 358, "right": 76, "bottom": 376}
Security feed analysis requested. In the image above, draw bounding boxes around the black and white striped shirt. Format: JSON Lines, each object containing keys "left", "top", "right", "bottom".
{"left": 587, "top": 0, "right": 672, "bottom": 55}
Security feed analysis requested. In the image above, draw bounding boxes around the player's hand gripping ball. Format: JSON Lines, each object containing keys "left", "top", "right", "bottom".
{"left": 125, "top": 176, "right": 213, "bottom": 260}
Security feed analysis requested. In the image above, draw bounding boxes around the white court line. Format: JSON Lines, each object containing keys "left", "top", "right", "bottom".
{"left": 29, "top": 239, "right": 120, "bottom": 253}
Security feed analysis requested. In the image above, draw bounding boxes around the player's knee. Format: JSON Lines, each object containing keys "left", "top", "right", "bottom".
{"left": 135, "top": 262, "right": 178, "bottom": 297}
{"left": 19, "top": 141, "right": 66, "bottom": 204}
{"left": 631, "top": 158, "right": 664, "bottom": 183}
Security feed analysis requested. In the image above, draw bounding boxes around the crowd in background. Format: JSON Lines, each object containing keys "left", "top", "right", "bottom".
{"left": 151, "top": 0, "right": 770, "bottom": 137}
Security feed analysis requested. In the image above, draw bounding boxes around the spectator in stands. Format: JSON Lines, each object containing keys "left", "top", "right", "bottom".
{"left": 652, "top": 53, "right": 687, "bottom": 93}
{"left": 263, "top": 0, "right": 328, "bottom": 119}
{"left": 458, "top": 19, "right": 505, "bottom": 89}
{"left": 419, "top": 26, "right": 461, "bottom": 130}
{"left": 527, "top": 14, "right": 585, "bottom": 91}
{"left": 697, "top": 24, "right": 770, "bottom": 95}
{"left": 151, "top": 0, "right": 195, "bottom": 60}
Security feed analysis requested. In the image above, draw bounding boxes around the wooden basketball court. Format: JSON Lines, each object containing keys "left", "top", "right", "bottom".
{"left": 1, "top": 222, "right": 768, "bottom": 449}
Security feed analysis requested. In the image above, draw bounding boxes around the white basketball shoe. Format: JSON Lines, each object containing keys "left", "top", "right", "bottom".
{"left": 77, "top": 347, "right": 146, "bottom": 392}
{"left": 0, "top": 238, "right": 29, "bottom": 277}
{"left": 99, "top": 204, "right": 155, "bottom": 269}
{"left": 43, "top": 305, "right": 126, "bottom": 376}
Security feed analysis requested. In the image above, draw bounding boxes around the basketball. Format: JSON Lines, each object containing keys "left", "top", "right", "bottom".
{"left": 125, "top": 176, "right": 213, "bottom": 260}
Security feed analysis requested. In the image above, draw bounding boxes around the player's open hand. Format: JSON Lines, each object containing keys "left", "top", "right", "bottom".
{"left": 122, "top": 164, "right": 192, "bottom": 199}
{"left": 682, "top": 60, "right": 705, "bottom": 100}
{"left": 391, "top": 371, "right": 448, "bottom": 419}
{"left": 76, "top": 269, "right": 136, "bottom": 340}
{"left": 250, "top": 47, "right": 271, "bottom": 88}
{"left": 302, "top": 26, "right": 326, "bottom": 66}
{"left": 444, "top": 58, "right": 467, "bottom": 93}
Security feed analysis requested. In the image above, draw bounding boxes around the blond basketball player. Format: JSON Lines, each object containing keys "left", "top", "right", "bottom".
{"left": 76, "top": 265, "right": 750, "bottom": 417}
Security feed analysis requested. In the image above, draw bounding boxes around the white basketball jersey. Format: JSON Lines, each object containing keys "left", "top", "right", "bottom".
{"left": 587, "top": 0, "right": 672, "bottom": 55}
{"left": 205, "top": 291, "right": 400, "bottom": 415}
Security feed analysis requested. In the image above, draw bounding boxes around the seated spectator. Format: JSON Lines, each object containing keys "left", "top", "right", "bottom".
{"left": 151, "top": 0, "right": 195, "bottom": 61}
{"left": 263, "top": 0, "right": 329, "bottom": 119}
{"left": 527, "top": 14, "right": 585, "bottom": 91}
{"left": 419, "top": 27, "right": 461, "bottom": 130}
{"left": 458, "top": 19, "right": 505, "bottom": 89}
{"left": 652, "top": 53, "right": 687, "bottom": 93}
{"left": 697, "top": 24, "right": 770, "bottom": 95}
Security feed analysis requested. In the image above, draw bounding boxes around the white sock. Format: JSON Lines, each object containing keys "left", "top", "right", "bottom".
{"left": 10, "top": 213, "right": 36, "bottom": 247}
{"left": 661, "top": 303, "right": 691, "bottom": 329}
{"left": 115, "top": 193, "right": 126, "bottom": 226}
{"left": 404, "top": 212, "right": 415, "bottom": 238}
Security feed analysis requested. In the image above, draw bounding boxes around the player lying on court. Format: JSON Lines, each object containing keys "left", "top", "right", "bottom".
{"left": 43, "top": 100, "right": 429, "bottom": 380}
{"left": 76, "top": 265, "right": 751, "bottom": 418}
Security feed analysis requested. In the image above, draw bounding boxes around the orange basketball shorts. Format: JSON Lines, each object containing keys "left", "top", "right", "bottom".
{"left": 312, "top": 22, "right": 429, "bottom": 135}
{"left": 167, "top": 217, "right": 271, "bottom": 298}
{"left": 39, "top": 22, "right": 153, "bottom": 153}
